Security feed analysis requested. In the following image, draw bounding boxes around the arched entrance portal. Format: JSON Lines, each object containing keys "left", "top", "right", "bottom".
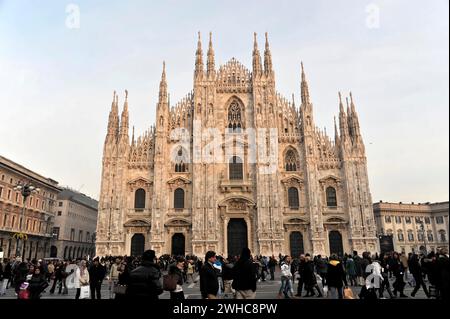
{"left": 227, "top": 218, "right": 248, "bottom": 257}
{"left": 130, "top": 234, "right": 145, "bottom": 257}
{"left": 290, "top": 231, "right": 304, "bottom": 258}
{"left": 171, "top": 233, "right": 186, "bottom": 256}
{"left": 329, "top": 231, "right": 343, "bottom": 257}
{"left": 50, "top": 245, "right": 57, "bottom": 258}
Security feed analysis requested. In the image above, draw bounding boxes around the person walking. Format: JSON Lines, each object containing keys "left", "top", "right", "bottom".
{"left": 186, "top": 259, "right": 195, "bottom": 284}
{"left": 391, "top": 252, "right": 408, "bottom": 298}
{"left": 268, "top": 256, "right": 277, "bottom": 281}
{"left": 400, "top": 252, "right": 409, "bottom": 282}
{"left": 169, "top": 257, "right": 186, "bottom": 301}
{"left": 278, "top": 255, "right": 294, "bottom": 299}
{"left": 222, "top": 258, "right": 235, "bottom": 298}
{"left": 315, "top": 255, "right": 328, "bottom": 287}
{"left": 326, "top": 254, "right": 348, "bottom": 299}
{"left": 28, "top": 267, "right": 48, "bottom": 299}
{"left": 200, "top": 251, "right": 219, "bottom": 299}
{"left": 303, "top": 254, "right": 322, "bottom": 297}
{"left": 88, "top": 257, "right": 106, "bottom": 300}
{"left": 345, "top": 256, "right": 357, "bottom": 286}
{"left": 379, "top": 253, "right": 395, "bottom": 299}
{"left": 75, "top": 260, "right": 90, "bottom": 299}
{"left": 295, "top": 254, "right": 305, "bottom": 297}
{"left": 435, "top": 248, "right": 449, "bottom": 300}
{"left": 108, "top": 258, "right": 121, "bottom": 299}
{"left": 232, "top": 248, "right": 258, "bottom": 299}
{"left": 409, "top": 254, "right": 430, "bottom": 298}
{"left": 126, "top": 250, "right": 163, "bottom": 300}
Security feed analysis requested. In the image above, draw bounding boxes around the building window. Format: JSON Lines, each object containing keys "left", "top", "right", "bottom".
{"left": 70, "top": 228, "right": 75, "bottom": 241}
{"left": 439, "top": 230, "right": 446, "bottom": 242}
{"left": 174, "top": 188, "right": 185, "bottom": 209}
{"left": 415, "top": 217, "right": 422, "bottom": 223}
{"left": 59, "top": 202, "right": 63, "bottom": 207}
{"left": 229, "top": 156, "right": 243, "bottom": 180}
{"left": 2, "top": 214, "right": 7, "bottom": 227}
{"left": 79, "top": 230, "right": 83, "bottom": 242}
{"left": 326, "top": 187, "right": 337, "bottom": 207}
{"left": 174, "top": 147, "right": 188, "bottom": 172}
{"left": 405, "top": 217, "right": 411, "bottom": 224}
{"left": 427, "top": 231, "right": 434, "bottom": 242}
{"left": 7, "top": 190, "right": 11, "bottom": 200}
{"left": 425, "top": 217, "right": 431, "bottom": 224}
{"left": 0, "top": 186, "right": 2, "bottom": 198}
{"left": 86, "top": 232, "right": 90, "bottom": 242}
{"left": 385, "top": 216, "right": 391, "bottom": 223}
{"left": 436, "top": 216, "right": 444, "bottom": 224}
{"left": 57, "top": 211, "right": 62, "bottom": 216}
{"left": 398, "top": 232, "right": 404, "bottom": 242}
{"left": 288, "top": 187, "right": 299, "bottom": 209}
{"left": 285, "top": 149, "right": 298, "bottom": 171}
{"left": 134, "top": 188, "right": 146, "bottom": 210}
{"left": 227, "top": 101, "right": 243, "bottom": 132}
{"left": 418, "top": 232, "right": 424, "bottom": 241}
{"left": 395, "top": 216, "right": 402, "bottom": 224}
{"left": 407, "top": 231, "right": 414, "bottom": 242}
{"left": 52, "top": 227, "right": 60, "bottom": 240}
{"left": 15, "top": 193, "right": 19, "bottom": 203}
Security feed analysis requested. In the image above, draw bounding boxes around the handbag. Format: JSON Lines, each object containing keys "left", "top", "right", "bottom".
{"left": 80, "top": 285, "right": 90, "bottom": 299}
{"left": 163, "top": 274, "right": 178, "bottom": 291}
{"left": 343, "top": 287, "right": 354, "bottom": 299}
{"left": 113, "top": 284, "right": 127, "bottom": 295}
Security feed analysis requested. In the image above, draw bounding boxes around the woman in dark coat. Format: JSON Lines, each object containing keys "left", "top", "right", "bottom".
{"left": 115, "top": 260, "right": 130, "bottom": 300}
{"left": 168, "top": 257, "right": 185, "bottom": 301}
{"left": 391, "top": 252, "right": 407, "bottom": 298}
{"left": 28, "top": 267, "right": 48, "bottom": 299}
{"left": 409, "top": 254, "right": 429, "bottom": 298}
{"left": 303, "top": 255, "right": 322, "bottom": 297}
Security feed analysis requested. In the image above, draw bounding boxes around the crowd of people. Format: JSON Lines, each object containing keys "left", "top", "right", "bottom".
{"left": 0, "top": 247, "right": 448, "bottom": 300}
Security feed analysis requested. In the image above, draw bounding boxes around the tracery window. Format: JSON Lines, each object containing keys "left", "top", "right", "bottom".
{"left": 174, "top": 147, "right": 188, "bottom": 172}
{"left": 227, "top": 101, "right": 243, "bottom": 132}
{"left": 288, "top": 187, "right": 299, "bottom": 209}
{"left": 285, "top": 149, "right": 298, "bottom": 171}
{"left": 326, "top": 187, "right": 337, "bottom": 207}
{"left": 229, "top": 156, "right": 243, "bottom": 180}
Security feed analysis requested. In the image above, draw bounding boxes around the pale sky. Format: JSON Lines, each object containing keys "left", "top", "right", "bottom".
{"left": 0, "top": 0, "right": 448, "bottom": 203}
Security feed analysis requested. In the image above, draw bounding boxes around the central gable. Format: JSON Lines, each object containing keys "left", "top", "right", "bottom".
{"left": 216, "top": 58, "right": 252, "bottom": 93}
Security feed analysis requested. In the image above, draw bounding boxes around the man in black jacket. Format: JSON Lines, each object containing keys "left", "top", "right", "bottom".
{"left": 126, "top": 250, "right": 163, "bottom": 300}
{"left": 89, "top": 257, "right": 106, "bottom": 299}
{"left": 200, "top": 251, "right": 219, "bottom": 299}
{"left": 232, "top": 248, "right": 257, "bottom": 299}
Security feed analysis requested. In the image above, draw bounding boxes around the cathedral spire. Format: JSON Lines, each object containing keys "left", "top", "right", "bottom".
{"left": 334, "top": 116, "right": 340, "bottom": 145}
{"left": 252, "top": 32, "right": 263, "bottom": 76}
{"left": 106, "top": 90, "right": 119, "bottom": 141}
{"left": 264, "top": 32, "right": 273, "bottom": 75}
{"left": 119, "top": 90, "right": 129, "bottom": 144}
{"left": 207, "top": 32, "right": 215, "bottom": 77}
{"left": 292, "top": 93, "right": 295, "bottom": 108}
{"left": 300, "top": 62, "right": 311, "bottom": 105}
{"left": 195, "top": 32, "right": 204, "bottom": 79}
{"left": 131, "top": 125, "right": 135, "bottom": 145}
{"left": 349, "top": 91, "right": 361, "bottom": 138}
{"left": 338, "top": 92, "right": 349, "bottom": 141}
{"left": 159, "top": 61, "right": 168, "bottom": 104}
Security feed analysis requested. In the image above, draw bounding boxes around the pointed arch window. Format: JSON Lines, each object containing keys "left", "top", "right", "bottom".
{"left": 174, "top": 147, "right": 188, "bottom": 172}
{"left": 134, "top": 188, "right": 146, "bottom": 210}
{"left": 285, "top": 149, "right": 298, "bottom": 171}
{"left": 229, "top": 156, "right": 243, "bottom": 180}
{"left": 174, "top": 188, "right": 185, "bottom": 209}
{"left": 326, "top": 187, "right": 337, "bottom": 207}
{"left": 288, "top": 187, "right": 299, "bottom": 209}
{"left": 227, "top": 101, "right": 243, "bottom": 132}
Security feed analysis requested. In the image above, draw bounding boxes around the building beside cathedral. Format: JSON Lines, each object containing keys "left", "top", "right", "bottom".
{"left": 95, "top": 33, "right": 379, "bottom": 258}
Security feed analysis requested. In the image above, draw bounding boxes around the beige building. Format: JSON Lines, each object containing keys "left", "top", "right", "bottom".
{"left": 374, "top": 201, "right": 449, "bottom": 254}
{"left": 0, "top": 155, "right": 61, "bottom": 260}
{"left": 52, "top": 188, "right": 98, "bottom": 259}
{"left": 96, "top": 33, "right": 379, "bottom": 258}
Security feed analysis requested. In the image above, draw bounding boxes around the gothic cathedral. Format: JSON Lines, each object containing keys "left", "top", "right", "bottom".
{"left": 95, "top": 33, "right": 379, "bottom": 258}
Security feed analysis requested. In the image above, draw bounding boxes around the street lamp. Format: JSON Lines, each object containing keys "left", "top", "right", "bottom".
{"left": 13, "top": 181, "right": 40, "bottom": 259}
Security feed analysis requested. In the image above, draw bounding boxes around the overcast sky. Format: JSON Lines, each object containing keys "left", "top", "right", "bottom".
{"left": 0, "top": 0, "right": 448, "bottom": 203}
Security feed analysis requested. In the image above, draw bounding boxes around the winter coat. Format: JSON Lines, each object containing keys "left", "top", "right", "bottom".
{"left": 345, "top": 258, "right": 356, "bottom": 276}
{"left": 126, "top": 261, "right": 163, "bottom": 300}
{"left": 200, "top": 262, "right": 219, "bottom": 298}
{"left": 232, "top": 259, "right": 257, "bottom": 292}
{"left": 303, "top": 260, "right": 317, "bottom": 286}
{"left": 280, "top": 262, "right": 292, "bottom": 278}
{"left": 88, "top": 264, "right": 106, "bottom": 284}
{"left": 74, "top": 267, "right": 90, "bottom": 289}
{"left": 28, "top": 274, "right": 48, "bottom": 299}
{"left": 326, "top": 260, "right": 348, "bottom": 288}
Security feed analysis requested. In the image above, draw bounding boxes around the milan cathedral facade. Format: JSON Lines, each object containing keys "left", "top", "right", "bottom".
{"left": 95, "top": 33, "right": 379, "bottom": 258}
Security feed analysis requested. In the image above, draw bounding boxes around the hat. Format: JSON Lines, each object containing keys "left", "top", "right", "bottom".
{"left": 142, "top": 250, "right": 156, "bottom": 262}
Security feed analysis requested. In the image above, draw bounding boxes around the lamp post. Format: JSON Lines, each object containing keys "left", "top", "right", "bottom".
{"left": 13, "top": 181, "right": 40, "bottom": 258}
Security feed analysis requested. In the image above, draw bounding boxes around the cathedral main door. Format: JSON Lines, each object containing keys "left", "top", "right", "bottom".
{"left": 290, "top": 231, "right": 304, "bottom": 258}
{"left": 131, "top": 233, "right": 145, "bottom": 257}
{"left": 329, "top": 231, "right": 344, "bottom": 257}
{"left": 227, "top": 218, "right": 248, "bottom": 257}
{"left": 171, "top": 233, "right": 185, "bottom": 256}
